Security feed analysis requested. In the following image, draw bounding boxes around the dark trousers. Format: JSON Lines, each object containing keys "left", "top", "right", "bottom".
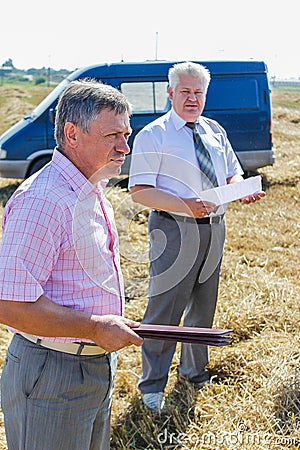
{"left": 138, "top": 211, "right": 225, "bottom": 394}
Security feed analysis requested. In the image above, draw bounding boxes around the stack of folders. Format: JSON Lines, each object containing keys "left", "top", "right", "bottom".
{"left": 132, "top": 324, "right": 233, "bottom": 347}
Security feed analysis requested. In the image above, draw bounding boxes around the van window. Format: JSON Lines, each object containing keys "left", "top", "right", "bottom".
{"left": 206, "top": 77, "right": 260, "bottom": 111}
{"left": 120, "top": 82, "right": 169, "bottom": 114}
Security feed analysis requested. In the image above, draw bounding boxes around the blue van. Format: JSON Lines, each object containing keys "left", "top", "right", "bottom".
{"left": 0, "top": 60, "right": 274, "bottom": 179}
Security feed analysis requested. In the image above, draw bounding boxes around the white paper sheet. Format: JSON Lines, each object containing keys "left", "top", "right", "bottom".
{"left": 197, "top": 175, "right": 262, "bottom": 206}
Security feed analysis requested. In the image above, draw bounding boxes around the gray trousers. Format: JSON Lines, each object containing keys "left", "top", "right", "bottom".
{"left": 1, "top": 333, "right": 117, "bottom": 450}
{"left": 138, "top": 211, "right": 225, "bottom": 394}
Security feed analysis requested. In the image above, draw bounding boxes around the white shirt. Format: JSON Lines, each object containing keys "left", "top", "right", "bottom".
{"left": 129, "top": 109, "right": 243, "bottom": 205}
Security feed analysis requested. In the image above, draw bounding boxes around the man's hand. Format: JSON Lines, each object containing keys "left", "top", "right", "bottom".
{"left": 91, "top": 315, "right": 144, "bottom": 352}
{"left": 183, "top": 198, "right": 217, "bottom": 218}
{"left": 241, "top": 191, "right": 266, "bottom": 204}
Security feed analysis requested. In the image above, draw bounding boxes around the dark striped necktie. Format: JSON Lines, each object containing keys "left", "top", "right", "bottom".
{"left": 186, "top": 122, "right": 218, "bottom": 190}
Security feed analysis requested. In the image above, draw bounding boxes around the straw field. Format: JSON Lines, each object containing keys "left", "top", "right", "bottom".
{"left": 0, "top": 85, "right": 299, "bottom": 449}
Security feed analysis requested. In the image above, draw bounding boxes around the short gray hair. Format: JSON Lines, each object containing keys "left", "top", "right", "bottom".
{"left": 168, "top": 61, "right": 211, "bottom": 92}
{"left": 54, "top": 78, "right": 132, "bottom": 149}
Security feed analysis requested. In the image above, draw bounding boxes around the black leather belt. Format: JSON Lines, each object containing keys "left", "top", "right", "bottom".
{"left": 154, "top": 210, "right": 224, "bottom": 224}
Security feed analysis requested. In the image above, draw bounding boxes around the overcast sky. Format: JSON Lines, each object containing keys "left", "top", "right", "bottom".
{"left": 1, "top": 0, "right": 299, "bottom": 78}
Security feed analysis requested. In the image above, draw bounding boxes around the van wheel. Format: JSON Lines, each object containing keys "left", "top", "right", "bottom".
{"left": 27, "top": 156, "right": 52, "bottom": 177}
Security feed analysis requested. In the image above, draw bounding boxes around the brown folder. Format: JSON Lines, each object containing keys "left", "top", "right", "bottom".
{"left": 132, "top": 324, "right": 233, "bottom": 347}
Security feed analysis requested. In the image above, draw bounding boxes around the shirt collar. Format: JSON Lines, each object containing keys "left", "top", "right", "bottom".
{"left": 51, "top": 148, "right": 109, "bottom": 196}
{"left": 51, "top": 148, "right": 96, "bottom": 195}
{"left": 170, "top": 108, "right": 202, "bottom": 131}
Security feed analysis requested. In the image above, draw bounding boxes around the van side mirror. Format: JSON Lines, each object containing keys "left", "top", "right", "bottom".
{"left": 49, "top": 108, "right": 56, "bottom": 125}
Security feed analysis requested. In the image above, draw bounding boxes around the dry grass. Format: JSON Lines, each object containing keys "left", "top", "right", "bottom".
{"left": 0, "top": 86, "right": 299, "bottom": 449}
{"left": 0, "top": 85, "right": 52, "bottom": 136}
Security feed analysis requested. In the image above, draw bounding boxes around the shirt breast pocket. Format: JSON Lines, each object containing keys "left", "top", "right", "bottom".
{"left": 204, "top": 133, "right": 225, "bottom": 151}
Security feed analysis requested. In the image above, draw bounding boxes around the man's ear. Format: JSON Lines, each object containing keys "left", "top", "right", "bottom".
{"left": 168, "top": 86, "right": 173, "bottom": 101}
{"left": 64, "top": 122, "right": 78, "bottom": 147}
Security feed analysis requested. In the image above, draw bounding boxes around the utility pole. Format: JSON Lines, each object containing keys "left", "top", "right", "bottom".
{"left": 47, "top": 54, "right": 51, "bottom": 87}
{"left": 155, "top": 32, "right": 158, "bottom": 60}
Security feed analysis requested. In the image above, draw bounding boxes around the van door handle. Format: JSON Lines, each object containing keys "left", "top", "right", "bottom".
{"left": 263, "top": 90, "right": 268, "bottom": 105}
{"left": 49, "top": 108, "right": 56, "bottom": 124}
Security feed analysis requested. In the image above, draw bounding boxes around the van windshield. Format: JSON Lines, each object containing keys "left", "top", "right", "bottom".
{"left": 28, "top": 78, "right": 71, "bottom": 118}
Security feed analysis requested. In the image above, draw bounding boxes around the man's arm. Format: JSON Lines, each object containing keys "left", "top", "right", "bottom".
{"left": 0, "top": 296, "right": 143, "bottom": 352}
{"left": 130, "top": 184, "right": 216, "bottom": 218}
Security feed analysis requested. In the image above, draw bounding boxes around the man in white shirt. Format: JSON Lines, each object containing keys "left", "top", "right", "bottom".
{"left": 129, "top": 61, "right": 265, "bottom": 413}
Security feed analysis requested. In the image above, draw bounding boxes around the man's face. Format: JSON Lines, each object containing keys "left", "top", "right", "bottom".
{"left": 67, "top": 108, "right": 131, "bottom": 181}
{"left": 168, "top": 74, "right": 206, "bottom": 122}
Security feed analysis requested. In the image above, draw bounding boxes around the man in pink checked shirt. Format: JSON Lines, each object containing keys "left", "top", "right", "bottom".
{"left": 0, "top": 79, "right": 143, "bottom": 450}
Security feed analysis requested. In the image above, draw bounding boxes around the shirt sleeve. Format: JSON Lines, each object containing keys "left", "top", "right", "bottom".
{"left": 0, "top": 195, "right": 63, "bottom": 302}
{"left": 225, "top": 139, "right": 244, "bottom": 178}
{"left": 128, "top": 128, "right": 162, "bottom": 188}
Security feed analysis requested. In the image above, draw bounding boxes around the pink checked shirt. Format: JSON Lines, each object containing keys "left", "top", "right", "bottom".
{"left": 0, "top": 149, "right": 124, "bottom": 342}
